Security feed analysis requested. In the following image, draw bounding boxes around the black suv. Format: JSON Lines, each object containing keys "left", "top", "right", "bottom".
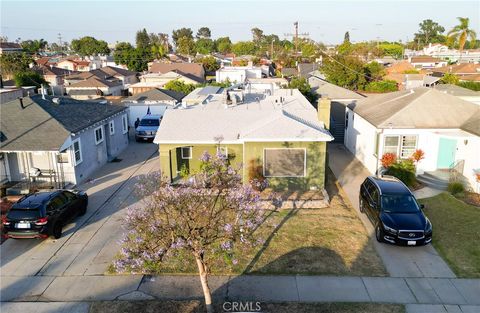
{"left": 2, "top": 190, "right": 88, "bottom": 239}
{"left": 359, "top": 175, "right": 432, "bottom": 246}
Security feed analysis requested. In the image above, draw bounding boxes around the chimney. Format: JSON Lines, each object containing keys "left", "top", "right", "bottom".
{"left": 317, "top": 97, "right": 331, "bottom": 130}
{"left": 18, "top": 97, "right": 24, "bottom": 109}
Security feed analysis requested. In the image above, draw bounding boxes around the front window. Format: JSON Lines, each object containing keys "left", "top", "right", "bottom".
{"left": 72, "top": 139, "right": 82, "bottom": 165}
{"left": 383, "top": 136, "right": 399, "bottom": 155}
{"left": 400, "top": 135, "right": 417, "bottom": 159}
{"left": 94, "top": 126, "right": 104, "bottom": 145}
{"left": 383, "top": 135, "right": 417, "bottom": 159}
{"left": 263, "top": 148, "right": 306, "bottom": 177}
{"left": 381, "top": 194, "right": 420, "bottom": 213}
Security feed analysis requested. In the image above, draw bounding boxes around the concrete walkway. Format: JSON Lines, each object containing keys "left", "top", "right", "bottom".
{"left": 1, "top": 275, "right": 479, "bottom": 313}
{"left": 328, "top": 144, "right": 456, "bottom": 279}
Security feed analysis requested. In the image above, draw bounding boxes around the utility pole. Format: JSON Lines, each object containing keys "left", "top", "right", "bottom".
{"left": 58, "top": 33, "right": 63, "bottom": 51}
{"left": 284, "top": 21, "right": 309, "bottom": 57}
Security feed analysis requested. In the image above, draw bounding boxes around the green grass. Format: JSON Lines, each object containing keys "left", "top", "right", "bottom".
{"left": 110, "top": 170, "right": 386, "bottom": 276}
{"left": 89, "top": 301, "right": 405, "bottom": 313}
{"left": 420, "top": 192, "right": 480, "bottom": 278}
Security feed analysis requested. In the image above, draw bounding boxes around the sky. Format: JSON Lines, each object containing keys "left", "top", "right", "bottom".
{"left": 1, "top": 0, "right": 479, "bottom": 45}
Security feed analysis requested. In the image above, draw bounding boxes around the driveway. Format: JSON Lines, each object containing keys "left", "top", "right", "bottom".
{"left": 0, "top": 139, "right": 159, "bottom": 279}
{"left": 328, "top": 143, "right": 455, "bottom": 278}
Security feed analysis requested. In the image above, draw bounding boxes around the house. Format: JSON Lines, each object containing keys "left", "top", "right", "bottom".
{"left": 245, "top": 77, "right": 288, "bottom": 92}
{"left": 121, "top": 88, "right": 185, "bottom": 126}
{"left": 149, "top": 62, "right": 205, "bottom": 83}
{"left": 57, "top": 59, "right": 91, "bottom": 71}
{"left": 308, "top": 75, "right": 365, "bottom": 143}
{"left": 433, "top": 84, "right": 480, "bottom": 105}
{"left": 33, "top": 65, "right": 77, "bottom": 95}
{"left": 140, "top": 71, "right": 203, "bottom": 86}
{"left": 0, "top": 42, "right": 22, "bottom": 54}
{"left": 344, "top": 87, "right": 480, "bottom": 189}
{"left": 0, "top": 88, "right": 24, "bottom": 103}
{"left": 408, "top": 56, "right": 447, "bottom": 69}
{"left": 154, "top": 86, "right": 334, "bottom": 191}
{"left": 405, "top": 43, "right": 480, "bottom": 63}
{"left": 215, "top": 64, "right": 264, "bottom": 83}
{"left": 431, "top": 63, "right": 480, "bottom": 77}
{"left": 65, "top": 77, "right": 123, "bottom": 100}
{"left": 64, "top": 66, "right": 138, "bottom": 90}
{"left": 297, "top": 63, "right": 319, "bottom": 78}
{"left": 0, "top": 95, "right": 129, "bottom": 191}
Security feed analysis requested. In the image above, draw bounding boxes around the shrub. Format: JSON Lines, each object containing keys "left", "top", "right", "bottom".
{"left": 247, "top": 158, "right": 267, "bottom": 191}
{"left": 457, "top": 81, "right": 480, "bottom": 91}
{"left": 364, "top": 80, "right": 398, "bottom": 93}
{"left": 411, "top": 149, "right": 425, "bottom": 164}
{"left": 381, "top": 153, "right": 397, "bottom": 168}
{"left": 448, "top": 181, "right": 465, "bottom": 195}
{"left": 385, "top": 159, "right": 416, "bottom": 187}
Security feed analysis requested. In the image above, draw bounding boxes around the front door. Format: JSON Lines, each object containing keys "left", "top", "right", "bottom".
{"left": 175, "top": 147, "right": 190, "bottom": 176}
{"left": 437, "top": 138, "right": 457, "bottom": 169}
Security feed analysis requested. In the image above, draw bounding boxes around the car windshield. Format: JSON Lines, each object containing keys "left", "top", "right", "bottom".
{"left": 139, "top": 119, "right": 159, "bottom": 127}
{"left": 7, "top": 208, "right": 42, "bottom": 220}
{"left": 381, "top": 194, "right": 420, "bottom": 213}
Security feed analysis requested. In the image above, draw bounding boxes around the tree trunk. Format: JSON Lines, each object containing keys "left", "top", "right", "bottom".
{"left": 196, "top": 256, "right": 213, "bottom": 313}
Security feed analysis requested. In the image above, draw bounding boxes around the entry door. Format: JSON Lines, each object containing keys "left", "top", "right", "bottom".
{"left": 437, "top": 138, "right": 457, "bottom": 169}
{"left": 175, "top": 148, "right": 189, "bottom": 174}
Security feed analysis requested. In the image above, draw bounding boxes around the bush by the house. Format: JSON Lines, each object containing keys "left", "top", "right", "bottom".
{"left": 448, "top": 181, "right": 465, "bottom": 195}
{"left": 247, "top": 158, "right": 267, "bottom": 191}
{"left": 385, "top": 159, "right": 416, "bottom": 187}
{"left": 381, "top": 153, "right": 397, "bottom": 168}
{"left": 457, "top": 81, "right": 480, "bottom": 91}
{"left": 364, "top": 80, "right": 398, "bottom": 93}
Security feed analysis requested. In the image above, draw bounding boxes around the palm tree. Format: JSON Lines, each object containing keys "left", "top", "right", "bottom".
{"left": 447, "top": 17, "right": 477, "bottom": 50}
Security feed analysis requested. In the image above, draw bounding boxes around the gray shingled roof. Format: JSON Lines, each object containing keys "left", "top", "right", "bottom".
{"left": 309, "top": 76, "right": 365, "bottom": 100}
{"left": 125, "top": 88, "right": 185, "bottom": 102}
{"left": 433, "top": 84, "right": 480, "bottom": 97}
{"left": 0, "top": 95, "right": 127, "bottom": 151}
{"left": 350, "top": 87, "right": 480, "bottom": 134}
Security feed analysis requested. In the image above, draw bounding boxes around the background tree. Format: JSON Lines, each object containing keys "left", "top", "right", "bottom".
{"left": 414, "top": 19, "right": 445, "bottom": 47}
{"left": 321, "top": 55, "right": 367, "bottom": 90}
{"left": 288, "top": 77, "right": 317, "bottom": 103}
{"left": 364, "top": 61, "right": 385, "bottom": 81}
{"left": 136, "top": 28, "right": 151, "bottom": 50}
{"left": 172, "top": 27, "right": 193, "bottom": 46}
{"left": 70, "top": 36, "right": 110, "bottom": 56}
{"left": 177, "top": 36, "right": 196, "bottom": 56}
{"left": 164, "top": 79, "right": 196, "bottom": 94}
{"left": 440, "top": 72, "right": 460, "bottom": 85}
{"left": 251, "top": 27, "right": 264, "bottom": 43}
{"left": 195, "top": 38, "right": 215, "bottom": 55}
{"left": 14, "top": 70, "right": 47, "bottom": 88}
{"left": 0, "top": 53, "right": 33, "bottom": 79}
{"left": 215, "top": 37, "right": 232, "bottom": 53}
{"left": 151, "top": 44, "right": 166, "bottom": 60}
{"left": 300, "top": 40, "right": 317, "bottom": 59}
{"left": 21, "top": 39, "right": 48, "bottom": 54}
{"left": 114, "top": 153, "right": 267, "bottom": 313}
{"left": 196, "top": 27, "right": 211, "bottom": 39}
{"left": 196, "top": 55, "right": 220, "bottom": 72}
{"left": 447, "top": 17, "right": 477, "bottom": 50}
{"left": 231, "top": 41, "right": 256, "bottom": 56}
{"left": 113, "top": 42, "right": 149, "bottom": 72}
{"left": 344, "top": 31, "right": 350, "bottom": 43}
{"left": 378, "top": 43, "right": 404, "bottom": 58}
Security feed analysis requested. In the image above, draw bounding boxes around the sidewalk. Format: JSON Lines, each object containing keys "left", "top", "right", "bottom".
{"left": 327, "top": 144, "right": 456, "bottom": 279}
{"left": 1, "top": 274, "right": 480, "bottom": 312}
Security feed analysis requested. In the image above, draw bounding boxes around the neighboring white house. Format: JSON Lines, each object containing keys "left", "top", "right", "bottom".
{"left": 405, "top": 43, "right": 480, "bottom": 63}
{"left": 121, "top": 88, "right": 185, "bottom": 127}
{"left": 0, "top": 95, "right": 129, "bottom": 191}
{"left": 245, "top": 77, "right": 288, "bottom": 92}
{"left": 216, "top": 65, "right": 263, "bottom": 83}
{"left": 409, "top": 56, "right": 447, "bottom": 69}
{"left": 139, "top": 71, "right": 203, "bottom": 86}
{"left": 344, "top": 87, "right": 480, "bottom": 190}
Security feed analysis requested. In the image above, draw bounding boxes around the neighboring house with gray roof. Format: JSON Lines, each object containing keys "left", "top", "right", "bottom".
{"left": 121, "top": 88, "right": 185, "bottom": 127}
{"left": 344, "top": 87, "right": 480, "bottom": 190}
{"left": 0, "top": 95, "right": 129, "bottom": 191}
{"left": 433, "top": 84, "right": 480, "bottom": 105}
{"left": 65, "top": 76, "right": 123, "bottom": 100}
{"left": 154, "top": 87, "right": 333, "bottom": 191}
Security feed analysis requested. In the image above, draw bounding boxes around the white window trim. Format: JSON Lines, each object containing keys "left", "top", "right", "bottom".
{"left": 109, "top": 120, "right": 115, "bottom": 135}
{"left": 383, "top": 135, "right": 400, "bottom": 156}
{"left": 263, "top": 148, "right": 307, "bottom": 178}
{"left": 181, "top": 146, "right": 192, "bottom": 159}
{"left": 72, "top": 138, "right": 83, "bottom": 165}
{"left": 94, "top": 126, "right": 104, "bottom": 145}
{"left": 122, "top": 114, "right": 128, "bottom": 134}
{"left": 400, "top": 135, "right": 418, "bottom": 159}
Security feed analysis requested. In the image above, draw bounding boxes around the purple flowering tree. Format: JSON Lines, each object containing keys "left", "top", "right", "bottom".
{"left": 114, "top": 152, "right": 267, "bottom": 313}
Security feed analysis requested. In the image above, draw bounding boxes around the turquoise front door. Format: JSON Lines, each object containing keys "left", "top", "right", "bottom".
{"left": 437, "top": 138, "right": 457, "bottom": 169}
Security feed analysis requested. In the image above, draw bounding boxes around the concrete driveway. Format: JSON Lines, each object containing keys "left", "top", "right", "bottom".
{"left": 1, "top": 139, "right": 159, "bottom": 279}
{"left": 328, "top": 143, "right": 455, "bottom": 278}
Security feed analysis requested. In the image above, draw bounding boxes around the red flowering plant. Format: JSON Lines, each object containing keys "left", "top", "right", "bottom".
{"left": 381, "top": 153, "right": 397, "bottom": 169}
{"left": 114, "top": 151, "right": 278, "bottom": 313}
{"left": 411, "top": 149, "right": 425, "bottom": 165}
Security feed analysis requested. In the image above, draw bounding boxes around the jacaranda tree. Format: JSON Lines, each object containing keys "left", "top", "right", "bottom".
{"left": 114, "top": 152, "right": 268, "bottom": 313}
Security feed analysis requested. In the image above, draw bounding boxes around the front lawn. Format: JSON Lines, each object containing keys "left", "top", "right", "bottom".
{"left": 110, "top": 170, "right": 386, "bottom": 276}
{"left": 420, "top": 192, "right": 480, "bottom": 278}
{"left": 90, "top": 301, "right": 405, "bottom": 313}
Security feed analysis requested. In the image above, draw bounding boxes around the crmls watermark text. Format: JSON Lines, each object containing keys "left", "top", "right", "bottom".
{"left": 222, "top": 301, "right": 262, "bottom": 312}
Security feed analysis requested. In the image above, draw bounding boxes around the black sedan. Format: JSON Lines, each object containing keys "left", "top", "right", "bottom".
{"left": 359, "top": 175, "right": 432, "bottom": 246}
{"left": 2, "top": 190, "right": 88, "bottom": 239}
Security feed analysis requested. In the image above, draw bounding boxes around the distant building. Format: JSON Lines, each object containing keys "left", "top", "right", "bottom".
{"left": 0, "top": 42, "right": 22, "bottom": 54}
{"left": 408, "top": 55, "right": 447, "bottom": 69}
{"left": 149, "top": 62, "right": 205, "bottom": 83}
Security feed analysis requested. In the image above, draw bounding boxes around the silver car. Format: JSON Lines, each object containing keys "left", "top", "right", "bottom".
{"left": 135, "top": 115, "right": 161, "bottom": 142}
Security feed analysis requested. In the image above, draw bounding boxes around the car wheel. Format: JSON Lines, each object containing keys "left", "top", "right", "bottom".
{"left": 79, "top": 205, "right": 87, "bottom": 216}
{"left": 53, "top": 222, "right": 63, "bottom": 239}
{"left": 375, "top": 224, "right": 384, "bottom": 243}
{"left": 359, "top": 198, "right": 365, "bottom": 213}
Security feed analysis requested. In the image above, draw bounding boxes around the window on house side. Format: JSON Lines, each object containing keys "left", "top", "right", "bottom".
{"left": 122, "top": 115, "right": 128, "bottom": 134}
{"left": 109, "top": 121, "right": 115, "bottom": 135}
{"left": 73, "top": 139, "right": 82, "bottom": 165}
{"left": 383, "top": 136, "right": 399, "bottom": 156}
{"left": 94, "top": 126, "right": 104, "bottom": 145}
{"left": 181, "top": 147, "right": 192, "bottom": 159}
{"left": 263, "top": 148, "right": 306, "bottom": 177}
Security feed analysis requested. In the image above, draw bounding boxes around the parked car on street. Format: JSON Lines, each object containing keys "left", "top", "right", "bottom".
{"left": 2, "top": 190, "right": 88, "bottom": 239}
{"left": 135, "top": 114, "right": 161, "bottom": 142}
{"left": 359, "top": 175, "right": 432, "bottom": 246}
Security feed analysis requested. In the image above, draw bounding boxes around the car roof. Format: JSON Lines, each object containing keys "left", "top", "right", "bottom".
{"left": 369, "top": 176, "right": 411, "bottom": 195}
{"left": 13, "top": 191, "right": 60, "bottom": 208}
{"left": 141, "top": 115, "right": 161, "bottom": 120}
